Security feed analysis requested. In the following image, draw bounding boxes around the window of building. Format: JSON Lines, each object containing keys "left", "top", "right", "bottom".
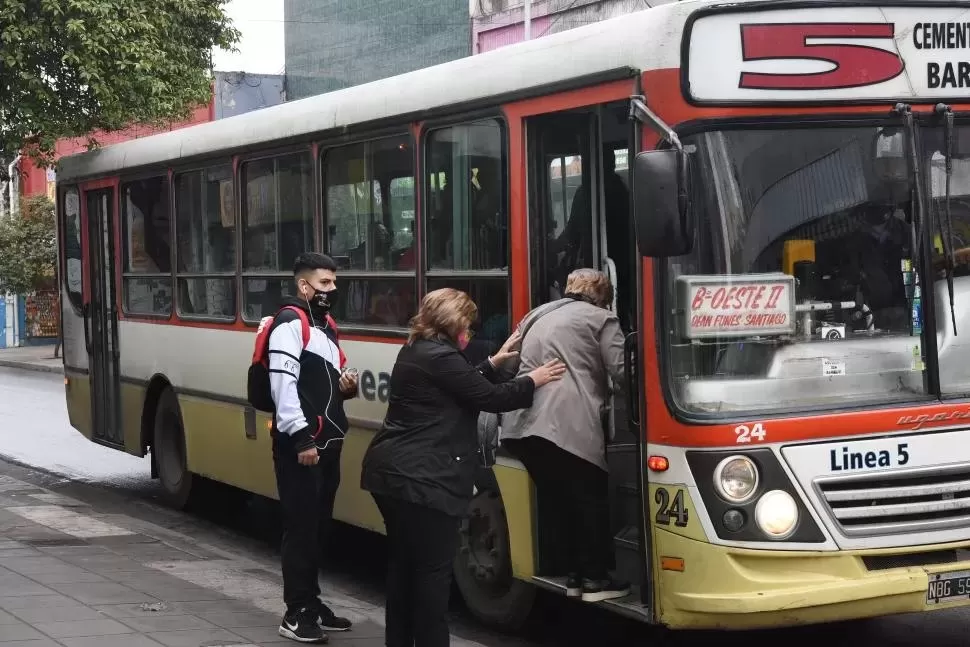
{"left": 175, "top": 165, "right": 236, "bottom": 319}
{"left": 60, "top": 186, "right": 83, "bottom": 312}
{"left": 241, "top": 152, "right": 313, "bottom": 321}
{"left": 324, "top": 135, "right": 416, "bottom": 328}
{"left": 425, "top": 120, "right": 509, "bottom": 348}
{"left": 121, "top": 176, "right": 172, "bottom": 316}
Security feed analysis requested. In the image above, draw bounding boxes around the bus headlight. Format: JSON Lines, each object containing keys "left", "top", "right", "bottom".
{"left": 713, "top": 455, "right": 759, "bottom": 503}
{"left": 755, "top": 490, "right": 799, "bottom": 539}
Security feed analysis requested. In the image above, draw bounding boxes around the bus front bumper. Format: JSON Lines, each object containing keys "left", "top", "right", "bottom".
{"left": 657, "top": 529, "right": 970, "bottom": 630}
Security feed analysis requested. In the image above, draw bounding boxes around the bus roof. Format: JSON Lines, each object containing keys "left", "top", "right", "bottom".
{"left": 57, "top": 0, "right": 699, "bottom": 182}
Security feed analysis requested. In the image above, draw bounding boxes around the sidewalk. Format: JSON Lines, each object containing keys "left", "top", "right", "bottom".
{"left": 0, "top": 471, "right": 393, "bottom": 647}
{"left": 0, "top": 345, "right": 63, "bottom": 374}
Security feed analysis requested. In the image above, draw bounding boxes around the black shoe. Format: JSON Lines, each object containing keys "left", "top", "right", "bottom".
{"left": 565, "top": 573, "right": 582, "bottom": 598}
{"left": 279, "top": 607, "right": 329, "bottom": 643}
{"left": 315, "top": 602, "right": 352, "bottom": 632}
{"left": 580, "top": 577, "right": 631, "bottom": 603}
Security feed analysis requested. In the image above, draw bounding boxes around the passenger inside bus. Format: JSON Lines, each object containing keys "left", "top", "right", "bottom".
{"left": 548, "top": 145, "right": 632, "bottom": 331}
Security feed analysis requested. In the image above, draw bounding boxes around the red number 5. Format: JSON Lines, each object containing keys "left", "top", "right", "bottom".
{"left": 739, "top": 23, "right": 903, "bottom": 90}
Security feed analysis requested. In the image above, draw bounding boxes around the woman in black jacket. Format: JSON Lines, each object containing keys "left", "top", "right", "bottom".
{"left": 361, "top": 288, "right": 565, "bottom": 647}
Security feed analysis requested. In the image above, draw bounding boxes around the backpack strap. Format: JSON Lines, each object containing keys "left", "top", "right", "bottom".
{"left": 279, "top": 306, "right": 311, "bottom": 349}
{"left": 326, "top": 313, "right": 348, "bottom": 369}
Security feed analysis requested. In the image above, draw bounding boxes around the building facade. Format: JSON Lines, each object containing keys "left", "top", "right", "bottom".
{"left": 472, "top": 0, "right": 674, "bottom": 54}
{"left": 284, "top": 0, "right": 471, "bottom": 100}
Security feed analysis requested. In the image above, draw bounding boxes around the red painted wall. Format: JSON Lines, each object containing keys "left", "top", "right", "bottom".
{"left": 20, "top": 101, "right": 214, "bottom": 198}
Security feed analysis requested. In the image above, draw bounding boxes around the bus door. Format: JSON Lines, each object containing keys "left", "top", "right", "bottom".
{"left": 83, "top": 188, "right": 123, "bottom": 446}
{"left": 526, "top": 103, "right": 646, "bottom": 606}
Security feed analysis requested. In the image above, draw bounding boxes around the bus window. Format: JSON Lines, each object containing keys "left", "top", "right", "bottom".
{"left": 60, "top": 186, "right": 83, "bottom": 312}
{"left": 424, "top": 120, "right": 509, "bottom": 352}
{"left": 174, "top": 165, "right": 236, "bottom": 320}
{"left": 241, "top": 152, "right": 313, "bottom": 321}
{"left": 323, "top": 135, "right": 416, "bottom": 328}
{"left": 121, "top": 176, "right": 172, "bottom": 316}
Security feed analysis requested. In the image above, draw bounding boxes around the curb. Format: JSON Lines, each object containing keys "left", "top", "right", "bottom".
{"left": 0, "top": 359, "right": 63, "bottom": 374}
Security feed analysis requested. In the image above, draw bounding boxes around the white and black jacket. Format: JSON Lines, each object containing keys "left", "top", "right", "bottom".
{"left": 268, "top": 297, "right": 349, "bottom": 454}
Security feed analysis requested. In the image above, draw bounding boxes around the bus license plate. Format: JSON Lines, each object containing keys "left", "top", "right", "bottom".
{"left": 927, "top": 570, "right": 970, "bottom": 604}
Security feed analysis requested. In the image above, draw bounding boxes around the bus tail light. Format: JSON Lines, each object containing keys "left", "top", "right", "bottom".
{"left": 648, "top": 455, "right": 669, "bottom": 472}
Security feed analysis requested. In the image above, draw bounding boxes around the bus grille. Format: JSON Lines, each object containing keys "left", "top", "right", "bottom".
{"left": 816, "top": 463, "right": 970, "bottom": 537}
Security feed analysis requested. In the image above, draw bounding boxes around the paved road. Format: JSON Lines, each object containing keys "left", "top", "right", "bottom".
{"left": 2, "top": 367, "right": 969, "bottom": 646}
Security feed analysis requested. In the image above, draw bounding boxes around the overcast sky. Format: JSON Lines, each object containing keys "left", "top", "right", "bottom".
{"left": 212, "top": 0, "right": 285, "bottom": 75}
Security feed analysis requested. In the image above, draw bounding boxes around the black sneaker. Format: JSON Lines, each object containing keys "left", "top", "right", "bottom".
{"left": 565, "top": 573, "right": 582, "bottom": 598}
{"left": 279, "top": 607, "right": 329, "bottom": 643}
{"left": 315, "top": 603, "right": 352, "bottom": 632}
{"left": 580, "top": 577, "right": 631, "bottom": 603}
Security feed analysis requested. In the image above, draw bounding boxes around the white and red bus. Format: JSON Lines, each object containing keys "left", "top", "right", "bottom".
{"left": 57, "top": 0, "right": 970, "bottom": 631}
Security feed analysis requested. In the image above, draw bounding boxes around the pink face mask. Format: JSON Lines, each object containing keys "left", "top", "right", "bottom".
{"left": 457, "top": 331, "right": 471, "bottom": 350}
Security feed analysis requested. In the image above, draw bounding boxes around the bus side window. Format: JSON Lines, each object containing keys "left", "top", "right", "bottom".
{"left": 121, "top": 176, "right": 172, "bottom": 317}
{"left": 174, "top": 165, "right": 236, "bottom": 320}
{"left": 240, "top": 152, "right": 314, "bottom": 322}
{"left": 323, "top": 135, "right": 416, "bottom": 329}
{"left": 425, "top": 119, "right": 509, "bottom": 359}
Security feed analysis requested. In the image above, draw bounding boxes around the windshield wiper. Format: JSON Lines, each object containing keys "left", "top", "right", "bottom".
{"left": 935, "top": 103, "right": 958, "bottom": 335}
{"left": 894, "top": 104, "right": 927, "bottom": 329}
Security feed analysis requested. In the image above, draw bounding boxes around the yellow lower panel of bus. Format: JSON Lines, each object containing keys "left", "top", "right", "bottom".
{"left": 655, "top": 529, "right": 970, "bottom": 629}
{"left": 64, "top": 372, "right": 91, "bottom": 440}
{"left": 177, "top": 395, "right": 385, "bottom": 532}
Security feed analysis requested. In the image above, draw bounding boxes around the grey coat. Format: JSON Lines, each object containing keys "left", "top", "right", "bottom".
{"left": 501, "top": 298, "right": 625, "bottom": 471}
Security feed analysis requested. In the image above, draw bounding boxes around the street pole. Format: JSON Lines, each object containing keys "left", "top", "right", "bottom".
{"left": 524, "top": 0, "right": 532, "bottom": 40}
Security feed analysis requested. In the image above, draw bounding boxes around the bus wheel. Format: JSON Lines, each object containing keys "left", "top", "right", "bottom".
{"left": 454, "top": 488, "right": 535, "bottom": 631}
{"left": 153, "top": 388, "right": 193, "bottom": 509}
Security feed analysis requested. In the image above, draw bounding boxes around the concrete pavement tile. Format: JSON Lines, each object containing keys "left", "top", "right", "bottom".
{"left": 0, "top": 550, "right": 42, "bottom": 559}
{"left": 93, "top": 602, "right": 183, "bottom": 619}
{"left": 36, "top": 545, "right": 112, "bottom": 557}
{"left": 27, "top": 569, "right": 107, "bottom": 584}
{"left": 170, "top": 600, "right": 265, "bottom": 615}
{"left": 0, "top": 556, "right": 72, "bottom": 575}
{"left": 335, "top": 622, "right": 384, "bottom": 639}
{"left": 146, "top": 628, "right": 249, "bottom": 646}
{"left": 60, "top": 635, "right": 165, "bottom": 647}
{"left": 0, "top": 573, "right": 57, "bottom": 596}
{"left": 9, "top": 605, "right": 108, "bottom": 623}
{"left": 0, "top": 641, "right": 62, "bottom": 647}
{"left": 49, "top": 582, "right": 159, "bottom": 605}
{"left": 0, "top": 593, "right": 87, "bottom": 610}
{"left": 0, "top": 610, "right": 18, "bottom": 625}
{"left": 197, "top": 610, "right": 280, "bottom": 628}
{"left": 31, "top": 618, "right": 134, "bottom": 638}
{"left": 227, "top": 624, "right": 299, "bottom": 643}
{"left": 116, "top": 613, "right": 218, "bottom": 633}
{"left": 59, "top": 554, "right": 147, "bottom": 572}
{"left": 0, "top": 622, "right": 44, "bottom": 641}
{"left": 127, "top": 586, "right": 230, "bottom": 603}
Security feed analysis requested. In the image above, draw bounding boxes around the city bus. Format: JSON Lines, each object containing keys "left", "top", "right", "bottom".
{"left": 56, "top": 0, "right": 970, "bottom": 632}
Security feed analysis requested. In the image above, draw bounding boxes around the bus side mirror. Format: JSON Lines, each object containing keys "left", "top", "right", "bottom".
{"left": 632, "top": 149, "right": 693, "bottom": 258}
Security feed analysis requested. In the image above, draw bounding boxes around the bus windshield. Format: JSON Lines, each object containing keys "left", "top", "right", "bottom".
{"left": 664, "top": 124, "right": 970, "bottom": 417}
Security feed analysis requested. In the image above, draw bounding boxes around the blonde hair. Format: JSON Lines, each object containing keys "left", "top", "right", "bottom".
{"left": 565, "top": 268, "right": 613, "bottom": 308}
{"left": 408, "top": 288, "right": 478, "bottom": 344}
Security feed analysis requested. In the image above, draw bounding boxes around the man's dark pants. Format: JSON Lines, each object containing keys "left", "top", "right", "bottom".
{"left": 273, "top": 433, "right": 342, "bottom": 615}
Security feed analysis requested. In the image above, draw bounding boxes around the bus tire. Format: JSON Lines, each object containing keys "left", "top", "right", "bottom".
{"left": 152, "top": 387, "right": 193, "bottom": 509}
{"left": 454, "top": 488, "right": 535, "bottom": 631}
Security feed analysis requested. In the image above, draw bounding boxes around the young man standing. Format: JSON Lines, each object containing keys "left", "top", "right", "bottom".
{"left": 269, "top": 252, "right": 358, "bottom": 643}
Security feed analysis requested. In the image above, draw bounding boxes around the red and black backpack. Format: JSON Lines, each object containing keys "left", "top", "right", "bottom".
{"left": 246, "top": 306, "right": 346, "bottom": 413}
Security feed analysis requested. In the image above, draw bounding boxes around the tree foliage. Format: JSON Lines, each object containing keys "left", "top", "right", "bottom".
{"left": 0, "top": 195, "right": 56, "bottom": 295}
{"left": 0, "top": 0, "right": 240, "bottom": 167}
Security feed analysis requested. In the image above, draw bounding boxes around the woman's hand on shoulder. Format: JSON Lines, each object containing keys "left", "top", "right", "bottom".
{"left": 527, "top": 359, "right": 566, "bottom": 387}
{"left": 489, "top": 328, "right": 522, "bottom": 367}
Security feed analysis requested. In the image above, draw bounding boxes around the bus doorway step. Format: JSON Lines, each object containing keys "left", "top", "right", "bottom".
{"left": 531, "top": 576, "right": 651, "bottom": 621}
